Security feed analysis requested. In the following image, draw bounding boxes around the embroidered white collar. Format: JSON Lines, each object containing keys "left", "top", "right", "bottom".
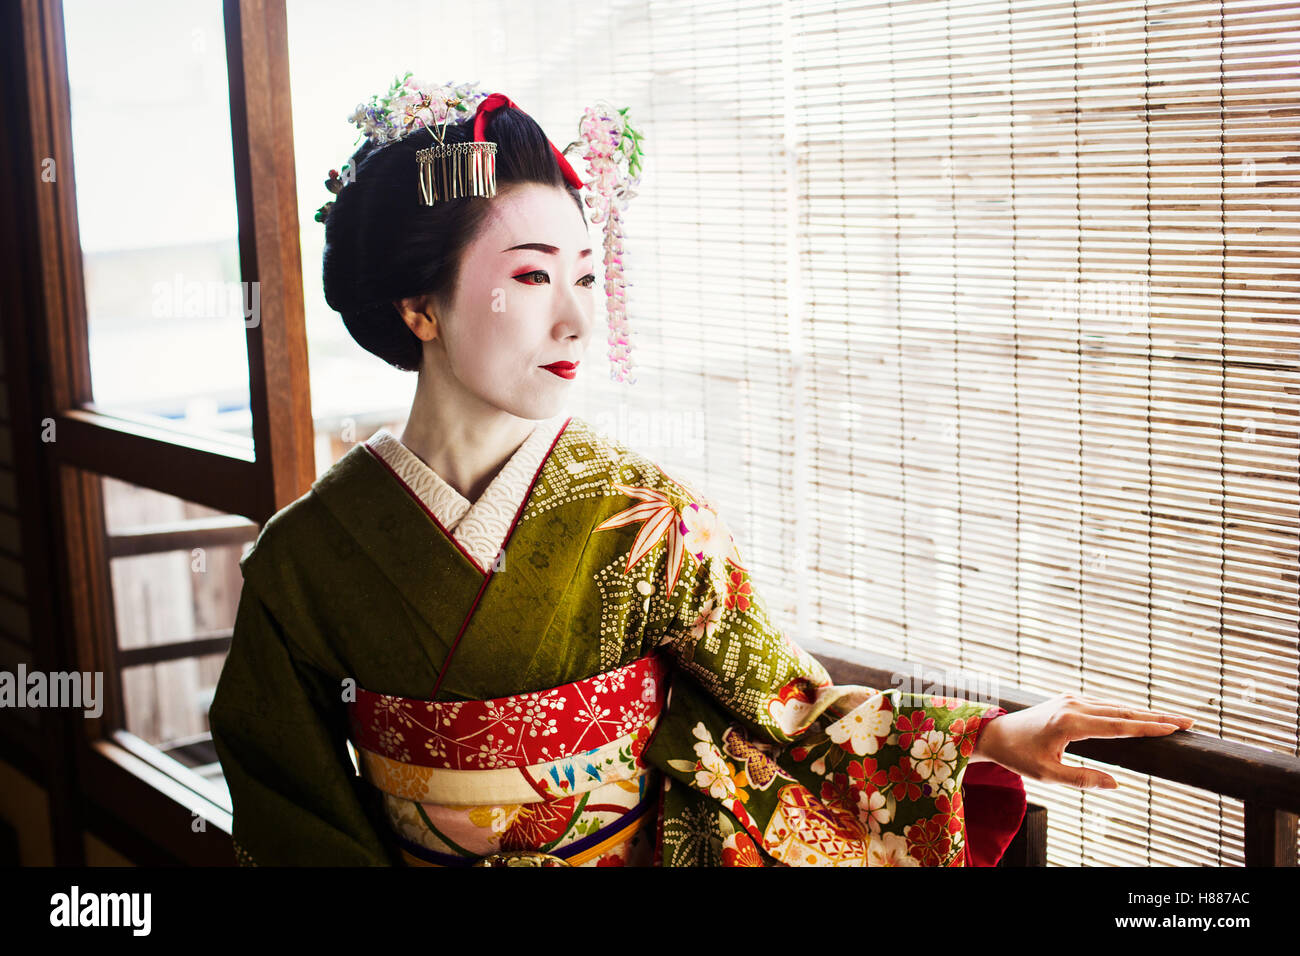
{"left": 364, "top": 416, "right": 567, "bottom": 572}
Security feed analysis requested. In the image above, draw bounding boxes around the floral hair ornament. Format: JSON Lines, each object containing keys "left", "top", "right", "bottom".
{"left": 317, "top": 73, "right": 644, "bottom": 383}
{"left": 314, "top": 73, "right": 494, "bottom": 221}
{"left": 563, "top": 103, "right": 644, "bottom": 385}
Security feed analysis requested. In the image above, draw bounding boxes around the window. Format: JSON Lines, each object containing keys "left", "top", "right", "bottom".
{"left": 19, "top": 0, "right": 310, "bottom": 862}
{"left": 64, "top": 0, "right": 253, "bottom": 445}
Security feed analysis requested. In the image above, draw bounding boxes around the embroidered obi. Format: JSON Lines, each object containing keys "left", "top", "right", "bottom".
{"left": 346, "top": 652, "right": 672, "bottom": 866}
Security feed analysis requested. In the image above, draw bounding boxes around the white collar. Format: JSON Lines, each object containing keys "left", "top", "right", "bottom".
{"left": 363, "top": 416, "right": 568, "bottom": 573}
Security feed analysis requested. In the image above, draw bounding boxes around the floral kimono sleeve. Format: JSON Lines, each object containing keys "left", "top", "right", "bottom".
{"left": 640, "top": 483, "right": 1018, "bottom": 867}
{"left": 209, "top": 581, "right": 398, "bottom": 866}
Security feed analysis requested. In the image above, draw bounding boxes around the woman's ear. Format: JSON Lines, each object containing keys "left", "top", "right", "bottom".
{"left": 393, "top": 295, "right": 439, "bottom": 342}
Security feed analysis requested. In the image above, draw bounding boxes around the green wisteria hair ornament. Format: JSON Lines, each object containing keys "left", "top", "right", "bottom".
{"left": 317, "top": 73, "right": 645, "bottom": 384}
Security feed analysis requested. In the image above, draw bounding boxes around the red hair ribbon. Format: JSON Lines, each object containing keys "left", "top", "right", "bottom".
{"left": 472, "top": 93, "right": 586, "bottom": 191}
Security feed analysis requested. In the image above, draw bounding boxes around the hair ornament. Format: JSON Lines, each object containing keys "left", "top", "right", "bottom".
{"left": 565, "top": 102, "right": 644, "bottom": 385}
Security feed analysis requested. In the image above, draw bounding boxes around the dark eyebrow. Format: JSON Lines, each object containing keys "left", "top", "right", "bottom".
{"left": 502, "top": 242, "right": 593, "bottom": 259}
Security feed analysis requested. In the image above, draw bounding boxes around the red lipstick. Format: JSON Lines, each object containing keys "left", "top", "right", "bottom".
{"left": 541, "top": 360, "right": 578, "bottom": 380}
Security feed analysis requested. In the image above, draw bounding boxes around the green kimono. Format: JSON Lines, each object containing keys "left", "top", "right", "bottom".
{"left": 209, "top": 414, "right": 1021, "bottom": 866}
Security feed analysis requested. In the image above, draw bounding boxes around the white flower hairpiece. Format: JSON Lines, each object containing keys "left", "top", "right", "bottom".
{"left": 316, "top": 73, "right": 488, "bottom": 223}
{"left": 347, "top": 72, "right": 489, "bottom": 147}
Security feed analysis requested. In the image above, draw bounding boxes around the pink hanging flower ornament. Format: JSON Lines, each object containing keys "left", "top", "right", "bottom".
{"left": 562, "top": 102, "right": 645, "bottom": 385}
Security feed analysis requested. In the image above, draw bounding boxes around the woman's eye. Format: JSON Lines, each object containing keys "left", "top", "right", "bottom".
{"left": 513, "top": 270, "right": 598, "bottom": 288}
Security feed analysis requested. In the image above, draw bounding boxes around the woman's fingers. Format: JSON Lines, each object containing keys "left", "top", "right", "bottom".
{"left": 988, "top": 696, "right": 1195, "bottom": 791}
{"left": 1058, "top": 714, "right": 1184, "bottom": 739}
{"left": 1060, "top": 695, "right": 1195, "bottom": 728}
{"left": 1037, "top": 711, "right": 1186, "bottom": 789}
{"left": 1074, "top": 704, "right": 1195, "bottom": 728}
{"left": 1038, "top": 763, "right": 1118, "bottom": 790}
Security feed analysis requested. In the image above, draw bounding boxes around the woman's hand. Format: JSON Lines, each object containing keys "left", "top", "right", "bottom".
{"left": 971, "top": 693, "right": 1196, "bottom": 790}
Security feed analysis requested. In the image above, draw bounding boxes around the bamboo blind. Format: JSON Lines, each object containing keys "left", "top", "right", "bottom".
{"left": 787, "top": 0, "right": 1299, "bottom": 866}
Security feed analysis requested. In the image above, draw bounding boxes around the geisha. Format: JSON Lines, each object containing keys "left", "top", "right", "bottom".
{"left": 208, "top": 78, "right": 1195, "bottom": 867}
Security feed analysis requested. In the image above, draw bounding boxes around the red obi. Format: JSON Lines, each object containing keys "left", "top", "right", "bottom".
{"left": 345, "top": 653, "right": 672, "bottom": 866}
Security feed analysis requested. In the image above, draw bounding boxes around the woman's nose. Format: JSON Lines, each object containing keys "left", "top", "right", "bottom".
{"left": 557, "top": 284, "right": 594, "bottom": 340}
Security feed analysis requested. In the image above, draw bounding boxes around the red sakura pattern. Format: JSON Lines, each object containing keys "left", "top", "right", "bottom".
{"left": 905, "top": 789, "right": 965, "bottom": 866}
{"left": 883, "top": 755, "right": 926, "bottom": 802}
{"left": 815, "top": 755, "right": 889, "bottom": 830}
{"left": 629, "top": 722, "right": 654, "bottom": 759}
{"left": 348, "top": 653, "right": 668, "bottom": 770}
{"left": 724, "top": 569, "right": 753, "bottom": 612}
{"left": 896, "top": 709, "right": 936, "bottom": 750}
{"left": 949, "top": 714, "right": 992, "bottom": 759}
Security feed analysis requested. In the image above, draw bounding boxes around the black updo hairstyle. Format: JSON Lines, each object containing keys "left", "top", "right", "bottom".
{"left": 322, "top": 106, "right": 586, "bottom": 372}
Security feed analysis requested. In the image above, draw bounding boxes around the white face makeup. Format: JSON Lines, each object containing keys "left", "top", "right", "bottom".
{"left": 432, "top": 182, "right": 597, "bottom": 421}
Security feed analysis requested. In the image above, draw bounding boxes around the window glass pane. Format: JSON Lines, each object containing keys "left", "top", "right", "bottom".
{"left": 101, "top": 473, "right": 255, "bottom": 811}
{"left": 124, "top": 653, "right": 229, "bottom": 791}
{"left": 286, "top": 2, "right": 444, "bottom": 473}
{"left": 63, "top": 0, "right": 253, "bottom": 446}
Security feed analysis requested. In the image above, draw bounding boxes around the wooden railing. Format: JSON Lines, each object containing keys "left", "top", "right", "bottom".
{"left": 803, "top": 638, "right": 1300, "bottom": 867}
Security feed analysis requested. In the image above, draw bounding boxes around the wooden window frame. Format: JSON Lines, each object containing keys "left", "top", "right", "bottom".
{"left": 10, "top": 0, "right": 310, "bottom": 865}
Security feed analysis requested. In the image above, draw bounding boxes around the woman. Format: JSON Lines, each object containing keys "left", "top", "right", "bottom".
{"left": 209, "top": 86, "right": 1195, "bottom": 867}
